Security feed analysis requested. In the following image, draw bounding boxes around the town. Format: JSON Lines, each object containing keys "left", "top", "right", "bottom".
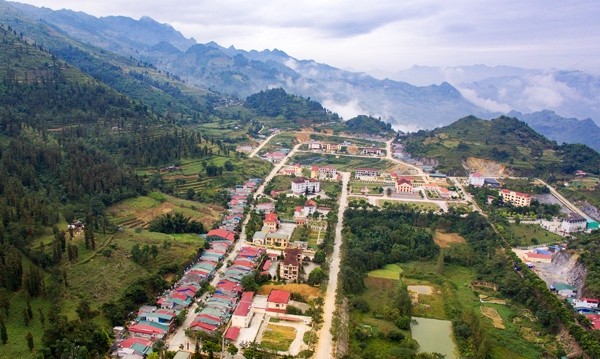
{"left": 109, "top": 133, "right": 600, "bottom": 359}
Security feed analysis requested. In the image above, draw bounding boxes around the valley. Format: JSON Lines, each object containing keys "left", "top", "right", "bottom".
{"left": 1, "top": 2, "right": 600, "bottom": 359}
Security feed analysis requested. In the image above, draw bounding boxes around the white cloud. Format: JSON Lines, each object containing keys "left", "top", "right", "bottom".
{"left": 14, "top": 0, "right": 600, "bottom": 75}
{"left": 457, "top": 87, "right": 512, "bottom": 113}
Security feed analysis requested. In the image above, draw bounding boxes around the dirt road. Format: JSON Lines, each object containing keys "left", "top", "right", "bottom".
{"left": 314, "top": 172, "right": 350, "bottom": 359}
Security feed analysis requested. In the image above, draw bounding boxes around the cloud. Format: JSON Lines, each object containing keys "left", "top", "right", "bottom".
{"left": 457, "top": 87, "right": 512, "bottom": 113}
{"left": 321, "top": 98, "right": 366, "bottom": 120}
{"left": 15, "top": 0, "right": 600, "bottom": 75}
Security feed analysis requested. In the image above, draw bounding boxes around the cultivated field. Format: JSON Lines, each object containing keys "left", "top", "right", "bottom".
{"left": 260, "top": 323, "right": 297, "bottom": 351}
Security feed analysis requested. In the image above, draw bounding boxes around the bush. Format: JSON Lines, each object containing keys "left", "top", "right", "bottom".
{"left": 395, "top": 316, "right": 411, "bottom": 330}
{"left": 350, "top": 297, "right": 370, "bottom": 313}
{"left": 286, "top": 305, "right": 303, "bottom": 315}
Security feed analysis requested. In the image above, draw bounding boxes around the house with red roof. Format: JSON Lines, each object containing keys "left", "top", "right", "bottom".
{"left": 500, "top": 189, "right": 532, "bottom": 207}
{"left": 263, "top": 212, "right": 279, "bottom": 231}
{"left": 225, "top": 326, "right": 241, "bottom": 342}
{"left": 267, "top": 290, "right": 291, "bottom": 313}
{"left": 585, "top": 314, "right": 600, "bottom": 330}
{"left": 232, "top": 291, "right": 255, "bottom": 327}
{"left": 128, "top": 322, "right": 167, "bottom": 339}
{"left": 206, "top": 229, "right": 236, "bottom": 242}
{"left": 396, "top": 178, "right": 413, "bottom": 193}
{"left": 525, "top": 252, "right": 553, "bottom": 263}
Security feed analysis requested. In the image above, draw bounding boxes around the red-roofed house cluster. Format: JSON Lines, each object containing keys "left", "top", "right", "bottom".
{"left": 190, "top": 246, "right": 264, "bottom": 334}
{"left": 113, "top": 178, "right": 263, "bottom": 357}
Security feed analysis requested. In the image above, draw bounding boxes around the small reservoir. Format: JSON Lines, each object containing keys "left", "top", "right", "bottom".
{"left": 411, "top": 317, "right": 458, "bottom": 359}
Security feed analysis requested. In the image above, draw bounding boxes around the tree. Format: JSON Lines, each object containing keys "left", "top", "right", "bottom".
{"left": 307, "top": 267, "right": 327, "bottom": 285}
{"left": 0, "top": 318, "right": 7, "bottom": 344}
{"left": 26, "top": 332, "right": 33, "bottom": 351}
{"left": 228, "top": 344, "right": 239, "bottom": 355}
{"left": 241, "top": 274, "right": 259, "bottom": 292}
{"left": 0, "top": 289, "right": 10, "bottom": 316}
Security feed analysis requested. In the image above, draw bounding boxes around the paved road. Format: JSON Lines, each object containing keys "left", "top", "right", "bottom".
{"left": 534, "top": 178, "right": 592, "bottom": 220}
{"left": 249, "top": 132, "right": 277, "bottom": 158}
{"left": 167, "top": 142, "right": 303, "bottom": 351}
{"left": 385, "top": 138, "right": 424, "bottom": 175}
{"left": 314, "top": 172, "right": 350, "bottom": 359}
{"left": 449, "top": 177, "right": 484, "bottom": 213}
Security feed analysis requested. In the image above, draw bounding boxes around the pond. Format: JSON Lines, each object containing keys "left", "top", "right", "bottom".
{"left": 411, "top": 317, "right": 458, "bottom": 359}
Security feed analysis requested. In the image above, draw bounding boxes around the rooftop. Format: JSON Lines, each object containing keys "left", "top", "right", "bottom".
{"left": 267, "top": 289, "right": 291, "bottom": 304}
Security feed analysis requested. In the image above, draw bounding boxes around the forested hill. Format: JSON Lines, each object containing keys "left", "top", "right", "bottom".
{"left": 245, "top": 88, "right": 341, "bottom": 126}
{"left": 403, "top": 116, "right": 600, "bottom": 177}
{"left": 0, "top": 3, "right": 219, "bottom": 122}
{"left": 344, "top": 115, "right": 395, "bottom": 136}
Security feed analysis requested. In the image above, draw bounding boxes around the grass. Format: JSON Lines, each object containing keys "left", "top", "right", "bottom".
{"left": 349, "top": 181, "right": 387, "bottom": 195}
{"left": 378, "top": 200, "right": 440, "bottom": 212}
{"left": 368, "top": 264, "right": 403, "bottom": 280}
{"left": 260, "top": 323, "right": 297, "bottom": 351}
{"left": 397, "top": 261, "right": 548, "bottom": 359}
{"left": 108, "top": 192, "right": 224, "bottom": 229}
{"left": 290, "top": 152, "right": 393, "bottom": 172}
{"left": 507, "top": 223, "right": 563, "bottom": 247}
{"left": 2, "top": 291, "right": 53, "bottom": 359}
{"left": 63, "top": 229, "right": 203, "bottom": 311}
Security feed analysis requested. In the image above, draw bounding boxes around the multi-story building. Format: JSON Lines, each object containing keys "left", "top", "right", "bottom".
{"left": 280, "top": 248, "right": 302, "bottom": 281}
{"left": 355, "top": 168, "right": 380, "bottom": 178}
{"left": 499, "top": 189, "right": 532, "bottom": 207}
{"left": 291, "top": 177, "right": 321, "bottom": 194}
{"left": 263, "top": 213, "right": 279, "bottom": 231}
{"left": 396, "top": 178, "right": 413, "bottom": 193}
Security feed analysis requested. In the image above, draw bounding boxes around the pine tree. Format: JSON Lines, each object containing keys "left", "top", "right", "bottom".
{"left": 26, "top": 331, "right": 33, "bottom": 351}
{"left": 0, "top": 318, "right": 8, "bottom": 344}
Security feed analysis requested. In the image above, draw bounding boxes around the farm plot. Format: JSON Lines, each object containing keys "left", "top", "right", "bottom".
{"left": 259, "top": 324, "right": 297, "bottom": 351}
{"left": 481, "top": 306, "right": 505, "bottom": 329}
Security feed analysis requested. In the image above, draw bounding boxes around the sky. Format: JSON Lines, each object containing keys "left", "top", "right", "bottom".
{"left": 13, "top": 0, "right": 600, "bottom": 76}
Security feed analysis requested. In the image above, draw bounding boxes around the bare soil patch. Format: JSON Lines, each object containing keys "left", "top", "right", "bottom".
{"left": 434, "top": 231, "right": 467, "bottom": 248}
{"left": 481, "top": 306, "right": 505, "bottom": 329}
{"left": 408, "top": 285, "right": 433, "bottom": 295}
{"left": 258, "top": 283, "right": 321, "bottom": 300}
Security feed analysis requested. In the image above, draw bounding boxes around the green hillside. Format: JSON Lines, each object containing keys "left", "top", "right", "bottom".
{"left": 245, "top": 88, "right": 341, "bottom": 127}
{"left": 404, "top": 116, "right": 600, "bottom": 176}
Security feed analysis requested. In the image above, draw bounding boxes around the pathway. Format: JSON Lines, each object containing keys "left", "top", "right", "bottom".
{"left": 314, "top": 172, "right": 350, "bottom": 359}
{"left": 249, "top": 132, "right": 277, "bottom": 158}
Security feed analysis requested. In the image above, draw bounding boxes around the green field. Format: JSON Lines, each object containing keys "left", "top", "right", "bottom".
{"left": 397, "top": 262, "right": 552, "bottom": 358}
{"left": 378, "top": 200, "right": 441, "bottom": 212}
{"left": 109, "top": 192, "right": 225, "bottom": 230}
{"left": 368, "top": 264, "right": 403, "bottom": 280}
{"left": 291, "top": 152, "right": 393, "bottom": 172}
{"left": 506, "top": 223, "right": 564, "bottom": 247}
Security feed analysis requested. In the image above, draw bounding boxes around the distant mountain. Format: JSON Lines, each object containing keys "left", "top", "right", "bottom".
{"left": 9, "top": 2, "right": 196, "bottom": 54}
{"left": 510, "top": 110, "right": 600, "bottom": 152}
{"left": 389, "top": 65, "right": 600, "bottom": 124}
{"left": 403, "top": 116, "right": 600, "bottom": 176}
{"left": 5, "top": 1, "right": 491, "bottom": 130}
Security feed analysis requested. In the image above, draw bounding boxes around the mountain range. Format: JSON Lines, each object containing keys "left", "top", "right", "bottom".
{"left": 3, "top": 0, "right": 600, "bottom": 151}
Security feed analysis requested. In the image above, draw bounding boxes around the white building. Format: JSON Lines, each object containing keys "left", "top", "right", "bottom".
{"left": 291, "top": 177, "right": 320, "bottom": 194}
{"left": 468, "top": 172, "right": 485, "bottom": 187}
{"left": 561, "top": 214, "right": 587, "bottom": 233}
{"left": 572, "top": 298, "right": 599, "bottom": 309}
